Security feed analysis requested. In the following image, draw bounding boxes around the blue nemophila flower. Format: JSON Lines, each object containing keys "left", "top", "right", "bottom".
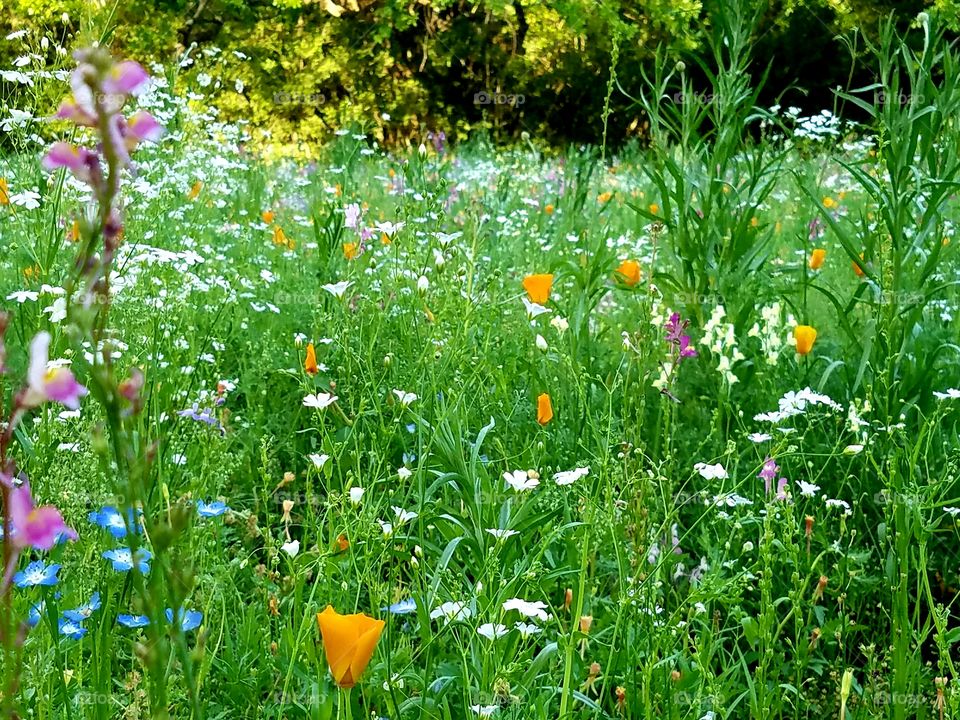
{"left": 64, "top": 592, "right": 101, "bottom": 622}
{"left": 117, "top": 614, "right": 150, "bottom": 628}
{"left": 383, "top": 598, "right": 417, "bottom": 615}
{"left": 177, "top": 404, "right": 224, "bottom": 434}
{"left": 103, "top": 547, "right": 152, "bottom": 574}
{"left": 13, "top": 561, "right": 61, "bottom": 588}
{"left": 166, "top": 607, "right": 203, "bottom": 632}
{"left": 88, "top": 506, "right": 139, "bottom": 539}
{"left": 28, "top": 601, "right": 45, "bottom": 627}
{"left": 58, "top": 617, "right": 87, "bottom": 640}
{"left": 196, "top": 500, "right": 228, "bottom": 518}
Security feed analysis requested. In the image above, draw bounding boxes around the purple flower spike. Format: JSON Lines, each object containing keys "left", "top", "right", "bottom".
{"left": 758, "top": 456, "right": 780, "bottom": 494}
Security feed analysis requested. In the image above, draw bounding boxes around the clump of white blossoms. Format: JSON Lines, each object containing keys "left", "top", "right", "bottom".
{"left": 747, "top": 301, "right": 795, "bottom": 365}
{"left": 700, "top": 305, "right": 744, "bottom": 384}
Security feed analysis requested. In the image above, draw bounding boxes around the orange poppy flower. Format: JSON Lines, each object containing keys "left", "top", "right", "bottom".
{"left": 187, "top": 180, "right": 203, "bottom": 200}
{"left": 615, "top": 260, "right": 641, "bottom": 286}
{"left": 316, "top": 606, "right": 384, "bottom": 689}
{"left": 272, "top": 226, "right": 287, "bottom": 246}
{"left": 262, "top": 210, "right": 275, "bottom": 224}
{"left": 809, "top": 248, "right": 826, "bottom": 270}
{"left": 648, "top": 203, "right": 659, "bottom": 215}
{"left": 544, "top": 204, "right": 554, "bottom": 214}
{"left": 343, "top": 242, "right": 358, "bottom": 260}
{"left": 852, "top": 253, "right": 866, "bottom": 278}
{"left": 597, "top": 192, "right": 612, "bottom": 204}
{"left": 304, "top": 343, "right": 319, "bottom": 376}
{"left": 336, "top": 534, "right": 350, "bottom": 552}
{"left": 537, "top": 393, "right": 553, "bottom": 425}
{"left": 0, "top": 178, "right": 8, "bottom": 205}
{"left": 68, "top": 219, "right": 81, "bottom": 242}
{"left": 794, "top": 325, "right": 817, "bottom": 355}
{"left": 522, "top": 274, "right": 554, "bottom": 304}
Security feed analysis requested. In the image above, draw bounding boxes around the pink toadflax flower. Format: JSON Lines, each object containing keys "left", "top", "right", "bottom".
{"left": 42, "top": 142, "right": 96, "bottom": 184}
{"left": 21, "top": 332, "right": 87, "bottom": 410}
{"left": 10, "top": 481, "right": 77, "bottom": 551}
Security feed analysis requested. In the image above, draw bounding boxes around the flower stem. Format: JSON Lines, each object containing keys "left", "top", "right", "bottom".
{"left": 340, "top": 687, "right": 353, "bottom": 720}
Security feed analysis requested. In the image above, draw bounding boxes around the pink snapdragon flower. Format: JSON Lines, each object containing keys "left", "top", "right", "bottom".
{"left": 21, "top": 332, "right": 87, "bottom": 410}
{"left": 10, "top": 481, "right": 77, "bottom": 551}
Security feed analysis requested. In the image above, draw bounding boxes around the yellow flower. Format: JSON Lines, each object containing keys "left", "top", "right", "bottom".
{"left": 615, "top": 260, "right": 641, "bottom": 287}
{"left": 544, "top": 203, "right": 555, "bottom": 215}
{"left": 794, "top": 325, "right": 817, "bottom": 356}
{"left": 537, "top": 393, "right": 553, "bottom": 425}
{"left": 187, "top": 180, "right": 203, "bottom": 200}
{"left": 809, "top": 248, "right": 826, "bottom": 270}
{"left": 597, "top": 191, "right": 612, "bottom": 204}
{"left": 272, "top": 226, "right": 287, "bottom": 246}
{"left": 316, "top": 606, "right": 384, "bottom": 689}
{"left": 648, "top": 203, "right": 659, "bottom": 215}
{"left": 304, "top": 343, "right": 319, "bottom": 376}
{"left": 68, "top": 219, "right": 81, "bottom": 243}
{"left": 522, "top": 274, "right": 553, "bottom": 304}
{"left": 343, "top": 242, "right": 358, "bottom": 260}
{"left": 822, "top": 196, "right": 836, "bottom": 209}
{"left": 0, "top": 178, "right": 9, "bottom": 205}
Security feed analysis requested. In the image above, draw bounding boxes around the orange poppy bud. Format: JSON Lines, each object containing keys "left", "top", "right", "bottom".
{"left": 68, "top": 219, "right": 81, "bottom": 242}
{"left": 262, "top": 210, "right": 275, "bottom": 224}
{"left": 852, "top": 253, "right": 866, "bottom": 278}
{"left": 809, "top": 248, "right": 826, "bottom": 270}
{"left": 793, "top": 325, "right": 817, "bottom": 356}
{"left": 343, "top": 242, "right": 358, "bottom": 260}
{"left": 579, "top": 615, "right": 593, "bottom": 634}
{"left": 563, "top": 587, "right": 573, "bottom": 612}
{"left": 522, "top": 274, "right": 554, "bottom": 304}
{"left": 381, "top": 232, "right": 391, "bottom": 246}
{"left": 536, "top": 393, "right": 553, "bottom": 425}
{"left": 305, "top": 343, "right": 319, "bottom": 376}
{"left": 615, "top": 260, "right": 641, "bottom": 286}
{"left": 316, "top": 606, "right": 384, "bottom": 689}
{"left": 0, "top": 178, "right": 9, "bottom": 205}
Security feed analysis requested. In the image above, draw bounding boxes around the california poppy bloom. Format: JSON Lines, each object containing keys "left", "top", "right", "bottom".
{"left": 597, "top": 191, "right": 612, "bottom": 204}
{"left": 304, "top": 343, "right": 319, "bottom": 376}
{"left": 536, "top": 393, "right": 553, "bottom": 425}
{"left": 187, "top": 180, "right": 203, "bottom": 200}
{"left": 343, "top": 242, "right": 358, "bottom": 260}
{"left": 316, "top": 605, "right": 385, "bottom": 688}
{"left": 0, "top": 178, "right": 9, "bottom": 205}
{"left": 68, "top": 219, "right": 81, "bottom": 242}
{"left": 523, "top": 274, "right": 553, "bottom": 305}
{"left": 809, "top": 248, "right": 826, "bottom": 270}
{"left": 262, "top": 210, "right": 275, "bottom": 224}
{"left": 615, "top": 260, "right": 641, "bottom": 286}
{"left": 272, "top": 226, "right": 287, "bottom": 247}
{"left": 793, "top": 325, "right": 817, "bottom": 355}
{"left": 544, "top": 203, "right": 554, "bottom": 214}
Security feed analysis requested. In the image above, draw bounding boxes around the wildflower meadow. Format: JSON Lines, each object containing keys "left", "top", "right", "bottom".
{"left": 2, "top": 2, "right": 960, "bottom": 719}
